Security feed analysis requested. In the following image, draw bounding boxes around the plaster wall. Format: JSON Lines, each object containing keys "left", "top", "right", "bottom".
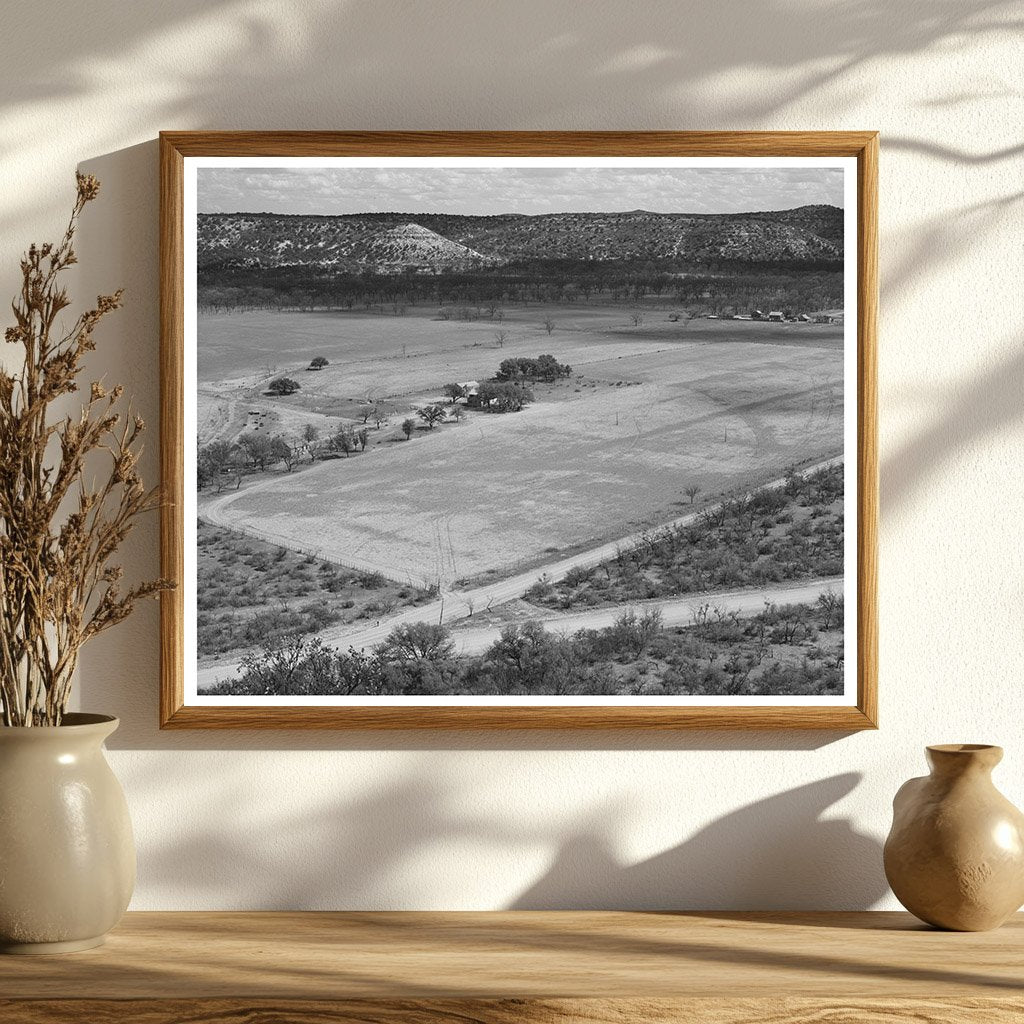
{"left": 1, "top": 0, "right": 1021, "bottom": 909}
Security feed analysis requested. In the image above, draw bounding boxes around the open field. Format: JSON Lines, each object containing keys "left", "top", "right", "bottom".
{"left": 196, "top": 306, "right": 841, "bottom": 444}
{"left": 198, "top": 305, "right": 840, "bottom": 380}
{"left": 448, "top": 577, "right": 843, "bottom": 656}
{"left": 199, "top": 309, "right": 843, "bottom": 589}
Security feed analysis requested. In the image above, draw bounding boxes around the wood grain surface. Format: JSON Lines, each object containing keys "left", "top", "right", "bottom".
{"left": 3, "top": 997, "right": 1023, "bottom": 1024}
{"left": 1, "top": 911, "right": 1021, "bottom": 998}
{"left": 159, "top": 130, "right": 879, "bottom": 730}
{"left": 0, "top": 912, "right": 1020, "bottom": 1023}
{"left": 159, "top": 130, "right": 879, "bottom": 157}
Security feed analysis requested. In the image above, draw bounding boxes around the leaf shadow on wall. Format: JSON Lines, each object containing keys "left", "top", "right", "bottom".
{"left": 67, "top": 1, "right": 1023, "bottom": 754}
{"left": 511, "top": 773, "right": 887, "bottom": 910}
{"left": 882, "top": 333, "right": 1024, "bottom": 513}
{"left": 1, "top": 0, "right": 1015, "bottom": 148}
{"left": 129, "top": 758, "right": 886, "bottom": 911}
{"left": 1, "top": 0, "right": 1018, "bottom": 249}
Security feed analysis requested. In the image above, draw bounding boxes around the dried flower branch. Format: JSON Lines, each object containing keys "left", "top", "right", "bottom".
{"left": 0, "top": 173, "right": 173, "bottom": 726}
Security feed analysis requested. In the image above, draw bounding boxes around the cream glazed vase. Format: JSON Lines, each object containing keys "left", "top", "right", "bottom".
{"left": 0, "top": 714, "right": 135, "bottom": 953}
{"left": 884, "top": 744, "right": 1024, "bottom": 931}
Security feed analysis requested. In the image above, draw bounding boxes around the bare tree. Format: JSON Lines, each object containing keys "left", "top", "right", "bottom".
{"left": 357, "top": 404, "right": 374, "bottom": 424}
{"left": 416, "top": 404, "right": 445, "bottom": 430}
{"left": 238, "top": 432, "right": 273, "bottom": 471}
{"left": 495, "top": 329, "right": 509, "bottom": 348}
{"left": 270, "top": 436, "right": 298, "bottom": 472}
{"left": 817, "top": 592, "right": 843, "bottom": 631}
{"left": 301, "top": 423, "right": 320, "bottom": 461}
{"left": 684, "top": 485, "right": 702, "bottom": 505}
{"left": 198, "top": 440, "right": 236, "bottom": 490}
{"left": 770, "top": 604, "right": 809, "bottom": 645}
{"left": 379, "top": 623, "right": 454, "bottom": 662}
{"left": 333, "top": 427, "right": 355, "bottom": 457}
{"left": 630, "top": 311, "right": 645, "bottom": 327}
{"left": 541, "top": 316, "right": 555, "bottom": 335}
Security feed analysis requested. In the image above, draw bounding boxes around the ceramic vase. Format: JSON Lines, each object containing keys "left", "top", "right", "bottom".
{"left": 884, "top": 744, "right": 1024, "bottom": 931}
{"left": 0, "top": 714, "right": 135, "bottom": 953}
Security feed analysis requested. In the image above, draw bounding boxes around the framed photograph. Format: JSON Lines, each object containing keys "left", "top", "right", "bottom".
{"left": 160, "top": 131, "right": 877, "bottom": 729}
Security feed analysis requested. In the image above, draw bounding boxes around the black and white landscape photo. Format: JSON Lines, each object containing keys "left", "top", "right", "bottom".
{"left": 186, "top": 158, "right": 855, "bottom": 705}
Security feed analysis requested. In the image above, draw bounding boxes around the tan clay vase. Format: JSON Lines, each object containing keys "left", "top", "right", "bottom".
{"left": 884, "top": 744, "right": 1024, "bottom": 931}
{"left": 0, "top": 714, "right": 135, "bottom": 953}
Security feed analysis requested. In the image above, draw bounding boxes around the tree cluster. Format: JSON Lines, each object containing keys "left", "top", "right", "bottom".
{"left": 476, "top": 381, "right": 534, "bottom": 413}
{"left": 199, "top": 428, "right": 325, "bottom": 487}
{"left": 495, "top": 354, "right": 571, "bottom": 383}
{"left": 198, "top": 259, "right": 843, "bottom": 319}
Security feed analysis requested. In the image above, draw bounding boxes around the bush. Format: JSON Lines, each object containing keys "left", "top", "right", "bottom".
{"left": 268, "top": 377, "right": 300, "bottom": 395}
{"left": 527, "top": 464, "right": 845, "bottom": 612}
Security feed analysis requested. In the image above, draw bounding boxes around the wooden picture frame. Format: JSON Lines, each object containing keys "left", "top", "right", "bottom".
{"left": 160, "top": 131, "right": 877, "bottom": 730}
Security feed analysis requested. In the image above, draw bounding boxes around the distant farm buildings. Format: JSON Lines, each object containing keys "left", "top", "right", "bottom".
{"left": 711, "top": 309, "right": 840, "bottom": 324}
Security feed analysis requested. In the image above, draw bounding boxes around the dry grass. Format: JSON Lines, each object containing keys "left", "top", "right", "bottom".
{"left": 0, "top": 176, "right": 169, "bottom": 725}
{"left": 196, "top": 521, "right": 432, "bottom": 661}
{"left": 203, "top": 316, "right": 843, "bottom": 587}
{"left": 527, "top": 464, "right": 844, "bottom": 610}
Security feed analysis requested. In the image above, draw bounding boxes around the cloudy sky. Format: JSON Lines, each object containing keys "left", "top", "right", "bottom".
{"left": 197, "top": 165, "right": 845, "bottom": 216}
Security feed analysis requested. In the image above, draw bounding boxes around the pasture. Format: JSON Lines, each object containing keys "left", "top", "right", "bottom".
{"left": 196, "top": 305, "right": 841, "bottom": 444}
{"left": 200, "top": 308, "right": 844, "bottom": 588}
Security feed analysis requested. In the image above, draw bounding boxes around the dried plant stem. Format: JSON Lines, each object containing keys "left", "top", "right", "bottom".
{"left": 0, "top": 174, "right": 172, "bottom": 726}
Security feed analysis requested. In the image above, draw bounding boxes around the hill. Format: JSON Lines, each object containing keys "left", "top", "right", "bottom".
{"left": 197, "top": 205, "right": 843, "bottom": 274}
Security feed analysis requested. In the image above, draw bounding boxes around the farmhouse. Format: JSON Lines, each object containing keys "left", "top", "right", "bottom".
{"left": 457, "top": 380, "right": 480, "bottom": 406}
{"left": 767, "top": 310, "right": 785, "bottom": 322}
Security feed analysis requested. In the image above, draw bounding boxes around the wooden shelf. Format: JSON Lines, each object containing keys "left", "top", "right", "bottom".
{"left": 1, "top": 911, "right": 1021, "bottom": 1022}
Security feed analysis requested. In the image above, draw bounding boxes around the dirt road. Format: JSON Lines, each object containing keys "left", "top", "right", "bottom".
{"left": 195, "top": 456, "right": 843, "bottom": 691}
{"left": 448, "top": 576, "right": 844, "bottom": 656}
